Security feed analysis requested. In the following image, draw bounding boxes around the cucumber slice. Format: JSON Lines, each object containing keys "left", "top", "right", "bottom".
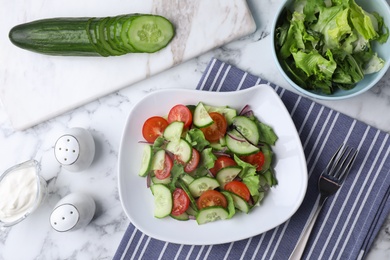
{"left": 105, "top": 16, "right": 127, "bottom": 54}
{"left": 90, "top": 18, "right": 110, "bottom": 57}
{"left": 226, "top": 130, "right": 260, "bottom": 156}
{"left": 138, "top": 145, "right": 153, "bottom": 176}
{"left": 98, "top": 17, "right": 122, "bottom": 56}
{"left": 221, "top": 191, "right": 236, "bottom": 219}
{"left": 216, "top": 166, "right": 242, "bottom": 188}
{"left": 170, "top": 212, "right": 189, "bottom": 221}
{"left": 205, "top": 105, "right": 237, "bottom": 125}
{"left": 232, "top": 116, "right": 260, "bottom": 145}
{"left": 180, "top": 173, "right": 195, "bottom": 186}
{"left": 150, "top": 184, "right": 172, "bottom": 218}
{"left": 196, "top": 206, "right": 229, "bottom": 224}
{"left": 128, "top": 15, "right": 175, "bottom": 53}
{"left": 209, "top": 136, "right": 226, "bottom": 151}
{"left": 166, "top": 138, "right": 192, "bottom": 163}
{"left": 109, "top": 15, "right": 128, "bottom": 53}
{"left": 86, "top": 18, "right": 101, "bottom": 54}
{"left": 193, "top": 102, "right": 213, "bottom": 128}
{"left": 120, "top": 16, "right": 137, "bottom": 52}
{"left": 209, "top": 142, "right": 224, "bottom": 151}
{"left": 188, "top": 176, "right": 220, "bottom": 197}
{"left": 151, "top": 149, "right": 165, "bottom": 171}
{"left": 152, "top": 176, "right": 171, "bottom": 184}
{"left": 163, "top": 121, "right": 184, "bottom": 142}
{"left": 229, "top": 192, "right": 251, "bottom": 213}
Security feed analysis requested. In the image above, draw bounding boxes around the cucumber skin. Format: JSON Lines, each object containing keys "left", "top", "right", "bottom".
{"left": 10, "top": 18, "right": 98, "bottom": 56}
{"left": 9, "top": 14, "right": 175, "bottom": 57}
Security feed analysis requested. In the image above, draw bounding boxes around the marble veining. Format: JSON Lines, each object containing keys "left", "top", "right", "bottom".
{"left": 0, "top": 0, "right": 389, "bottom": 259}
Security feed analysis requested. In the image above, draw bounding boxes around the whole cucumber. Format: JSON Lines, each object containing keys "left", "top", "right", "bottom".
{"left": 9, "top": 14, "right": 175, "bottom": 57}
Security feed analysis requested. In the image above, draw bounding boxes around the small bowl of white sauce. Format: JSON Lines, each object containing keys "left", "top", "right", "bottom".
{"left": 0, "top": 160, "right": 47, "bottom": 227}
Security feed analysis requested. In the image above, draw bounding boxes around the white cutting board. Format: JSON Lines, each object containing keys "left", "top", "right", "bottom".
{"left": 0, "top": 0, "right": 256, "bottom": 130}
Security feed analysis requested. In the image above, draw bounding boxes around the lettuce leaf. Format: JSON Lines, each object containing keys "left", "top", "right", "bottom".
{"left": 234, "top": 155, "right": 260, "bottom": 197}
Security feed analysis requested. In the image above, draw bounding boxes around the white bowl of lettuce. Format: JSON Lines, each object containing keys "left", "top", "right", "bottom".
{"left": 272, "top": 0, "right": 390, "bottom": 100}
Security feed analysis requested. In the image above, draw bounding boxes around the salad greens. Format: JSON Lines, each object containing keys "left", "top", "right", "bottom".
{"left": 275, "top": 0, "right": 389, "bottom": 94}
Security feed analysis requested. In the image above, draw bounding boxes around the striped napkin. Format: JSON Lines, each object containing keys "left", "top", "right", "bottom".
{"left": 114, "top": 58, "right": 390, "bottom": 260}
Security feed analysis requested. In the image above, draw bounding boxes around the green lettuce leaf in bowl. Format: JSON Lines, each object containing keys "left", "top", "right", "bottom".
{"left": 275, "top": 0, "right": 389, "bottom": 95}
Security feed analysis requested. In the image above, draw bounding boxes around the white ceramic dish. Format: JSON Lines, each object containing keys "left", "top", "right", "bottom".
{"left": 118, "top": 85, "right": 308, "bottom": 245}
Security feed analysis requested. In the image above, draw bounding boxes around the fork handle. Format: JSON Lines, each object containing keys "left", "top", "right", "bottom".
{"left": 289, "top": 200, "right": 324, "bottom": 260}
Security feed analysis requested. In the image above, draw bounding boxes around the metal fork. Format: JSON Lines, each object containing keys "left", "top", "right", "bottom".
{"left": 289, "top": 144, "right": 358, "bottom": 260}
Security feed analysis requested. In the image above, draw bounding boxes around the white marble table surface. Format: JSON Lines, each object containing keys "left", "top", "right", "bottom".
{"left": 1, "top": 0, "right": 390, "bottom": 259}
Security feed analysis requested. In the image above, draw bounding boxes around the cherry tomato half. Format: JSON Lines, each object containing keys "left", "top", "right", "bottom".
{"left": 184, "top": 148, "right": 200, "bottom": 173}
{"left": 167, "top": 104, "right": 193, "bottom": 128}
{"left": 240, "top": 151, "right": 265, "bottom": 171}
{"left": 154, "top": 154, "right": 173, "bottom": 180}
{"left": 171, "top": 188, "right": 190, "bottom": 216}
{"left": 200, "top": 112, "right": 227, "bottom": 142}
{"left": 142, "top": 116, "right": 169, "bottom": 143}
{"left": 197, "top": 190, "right": 228, "bottom": 209}
{"left": 225, "top": 181, "right": 251, "bottom": 201}
{"left": 209, "top": 156, "right": 237, "bottom": 176}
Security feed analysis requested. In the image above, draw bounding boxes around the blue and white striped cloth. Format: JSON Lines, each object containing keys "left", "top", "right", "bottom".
{"left": 114, "top": 58, "right": 390, "bottom": 260}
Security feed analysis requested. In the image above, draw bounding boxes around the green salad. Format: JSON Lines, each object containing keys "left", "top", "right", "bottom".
{"left": 275, "top": 0, "right": 389, "bottom": 94}
{"left": 138, "top": 102, "right": 278, "bottom": 224}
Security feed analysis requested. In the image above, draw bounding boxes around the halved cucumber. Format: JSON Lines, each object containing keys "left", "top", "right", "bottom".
{"left": 152, "top": 176, "right": 171, "bottom": 184}
{"left": 151, "top": 149, "right": 165, "bottom": 171}
{"left": 205, "top": 105, "right": 237, "bottom": 125}
{"left": 166, "top": 138, "right": 192, "bottom": 163}
{"left": 180, "top": 173, "right": 195, "bottom": 186}
{"left": 163, "top": 121, "right": 184, "bottom": 142}
{"left": 150, "top": 184, "right": 172, "bottom": 218}
{"left": 221, "top": 191, "right": 236, "bottom": 219}
{"left": 170, "top": 212, "right": 189, "bottom": 221}
{"left": 215, "top": 166, "right": 242, "bottom": 188}
{"left": 138, "top": 145, "right": 153, "bottom": 176}
{"left": 209, "top": 136, "right": 227, "bottom": 151}
{"left": 228, "top": 191, "right": 251, "bottom": 213}
{"left": 225, "top": 130, "right": 260, "bottom": 155}
{"left": 196, "top": 206, "right": 229, "bottom": 224}
{"left": 188, "top": 176, "right": 220, "bottom": 197}
{"left": 193, "top": 102, "right": 213, "bottom": 128}
{"left": 232, "top": 116, "right": 260, "bottom": 145}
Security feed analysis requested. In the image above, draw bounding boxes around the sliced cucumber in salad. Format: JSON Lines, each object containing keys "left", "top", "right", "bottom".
{"left": 204, "top": 105, "right": 237, "bottom": 125}
{"left": 196, "top": 206, "right": 229, "bottom": 225}
{"left": 163, "top": 121, "right": 184, "bottom": 142}
{"left": 137, "top": 101, "right": 279, "bottom": 225}
{"left": 193, "top": 102, "right": 214, "bottom": 128}
{"left": 225, "top": 130, "right": 260, "bottom": 155}
{"left": 232, "top": 116, "right": 260, "bottom": 145}
{"left": 216, "top": 166, "right": 242, "bottom": 188}
{"left": 138, "top": 145, "right": 153, "bottom": 176}
{"left": 188, "top": 176, "right": 220, "bottom": 197}
{"left": 151, "top": 184, "right": 172, "bottom": 218}
{"left": 166, "top": 138, "right": 193, "bottom": 163}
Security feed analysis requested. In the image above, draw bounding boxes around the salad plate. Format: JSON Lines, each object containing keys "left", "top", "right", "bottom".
{"left": 118, "top": 85, "right": 308, "bottom": 245}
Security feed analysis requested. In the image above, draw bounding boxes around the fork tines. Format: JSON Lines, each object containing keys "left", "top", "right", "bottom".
{"left": 328, "top": 144, "right": 358, "bottom": 181}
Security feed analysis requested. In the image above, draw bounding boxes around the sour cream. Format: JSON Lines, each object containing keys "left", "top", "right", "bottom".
{"left": 0, "top": 161, "right": 46, "bottom": 225}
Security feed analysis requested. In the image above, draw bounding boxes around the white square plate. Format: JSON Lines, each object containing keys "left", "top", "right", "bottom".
{"left": 118, "top": 84, "right": 307, "bottom": 245}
